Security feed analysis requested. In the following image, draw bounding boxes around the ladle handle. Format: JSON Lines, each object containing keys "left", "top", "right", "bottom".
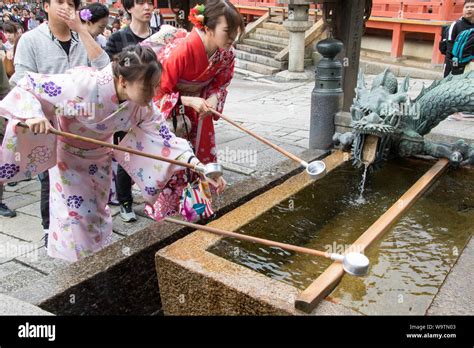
{"left": 16, "top": 121, "right": 197, "bottom": 170}
{"left": 210, "top": 109, "right": 306, "bottom": 166}
{"left": 163, "top": 217, "right": 332, "bottom": 259}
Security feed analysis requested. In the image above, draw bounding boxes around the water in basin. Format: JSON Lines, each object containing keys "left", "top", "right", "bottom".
{"left": 208, "top": 158, "right": 473, "bottom": 314}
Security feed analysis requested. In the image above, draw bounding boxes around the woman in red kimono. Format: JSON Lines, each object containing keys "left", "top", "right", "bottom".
{"left": 145, "top": 0, "right": 245, "bottom": 221}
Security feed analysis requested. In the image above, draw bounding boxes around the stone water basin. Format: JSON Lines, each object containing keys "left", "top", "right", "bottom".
{"left": 155, "top": 153, "right": 473, "bottom": 315}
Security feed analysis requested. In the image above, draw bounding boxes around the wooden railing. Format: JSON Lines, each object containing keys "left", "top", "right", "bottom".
{"left": 231, "top": 0, "right": 463, "bottom": 22}
{"left": 230, "top": 0, "right": 319, "bottom": 9}
{"left": 363, "top": 0, "right": 462, "bottom": 21}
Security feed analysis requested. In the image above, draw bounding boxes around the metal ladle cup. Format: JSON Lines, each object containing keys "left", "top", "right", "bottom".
{"left": 195, "top": 163, "right": 224, "bottom": 180}
{"left": 330, "top": 252, "right": 370, "bottom": 276}
{"left": 301, "top": 160, "right": 327, "bottom": 180}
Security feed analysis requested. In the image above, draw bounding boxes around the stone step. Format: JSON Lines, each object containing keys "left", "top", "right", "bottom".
{"left": 262, "top": 22, "right": 286, "bottom": 31}
{"left": 235, "top": 43, "right": 278, "bottom": 58}
{"left": 255, "top": 27, "right": 289, "bottom": 38}
{"left": 242, "top": 38, "right": 287, "bottom": 52}
{"left": 268, "top": 16, "right": 284, "bottom": 23}
{"left": 235, "top": 50, "right": 287, "bottom": 69}
{"left": 235, "top": 58, "right": 281, "bottom": 75}
{"left": 249, "top": 32, "right": 289, "bottom": 45}
{"left": 234, "top": 67, "right": 266, "bottom": 79}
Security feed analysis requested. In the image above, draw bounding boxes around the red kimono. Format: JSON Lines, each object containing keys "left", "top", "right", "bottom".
{"left": 145, "top": 28, "right": 235, "bottom": 220}
{"left": 155, "top": 28, "right": 235, "bottom": 163}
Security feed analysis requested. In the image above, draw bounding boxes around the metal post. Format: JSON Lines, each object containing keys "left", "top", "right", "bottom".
{"left": 309, "top": 38, "right": 344, "bottom": 150}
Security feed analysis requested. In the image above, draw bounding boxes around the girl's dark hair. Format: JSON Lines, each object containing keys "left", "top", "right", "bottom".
{"left": 204, "top": 0, "right": 245, "bottom": 37}
{"left": 465, "top": 0, "right": 474, "bottom": 5}
{"left": 112, "top": 45, "right": 162, "bottom": 102}
{"left": 79, "top": 3, "right": 109, "bottom": 24}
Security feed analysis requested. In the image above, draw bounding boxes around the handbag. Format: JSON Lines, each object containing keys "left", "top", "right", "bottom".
{"left": 179, "top": 175, "right": 214, "bottom": 221}
{"left": 177, "top": 116, "right": 214, "bottom": 222}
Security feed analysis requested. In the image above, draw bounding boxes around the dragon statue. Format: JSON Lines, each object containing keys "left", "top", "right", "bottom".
{"left": 333, "top": 69, "right": 474, "bottom": 168}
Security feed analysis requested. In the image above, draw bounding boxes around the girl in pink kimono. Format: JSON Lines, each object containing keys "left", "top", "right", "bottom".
{"left": 0, "top": 45, "right": 222, "bottom": 262}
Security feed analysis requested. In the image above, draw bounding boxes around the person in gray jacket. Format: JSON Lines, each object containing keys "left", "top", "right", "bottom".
{"left": 9, "top": 0, "right": 110, "bottom": 247}
{"left": 11, "top": 0, "right": 109, "bottom": 85}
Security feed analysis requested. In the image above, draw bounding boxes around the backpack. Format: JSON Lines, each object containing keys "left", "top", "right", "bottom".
{"left": 439, "top": 24, "right": 451, "bottom": 55}
{"left": 452, "top": 28, "right": 474, "bottom": 66}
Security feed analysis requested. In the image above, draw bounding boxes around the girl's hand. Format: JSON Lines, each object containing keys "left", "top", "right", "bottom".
{"left": 206, "top": 176, "right": 227, "bottom": 195}
{"left": 25, "top": 118, "right": 52, "bottom": 134}
{"left": 57, "top": 9, "right": 86, "bottom": 34}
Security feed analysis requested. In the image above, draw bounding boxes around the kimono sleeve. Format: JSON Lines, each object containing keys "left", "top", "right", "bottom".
{"left": 114, "top": 103, "right": 196, "bottom": 205}
{"left": 155, "top": 49, "right": 186, "bottom": 120}
{"left": 0, "top": 70, "right": 96, "bottom": 183}
{"left": 15, "top": 71, "right": 91, "bottom": 111}
{"left": 0, "top": 75, "right": 57, "bottom": 183}
{"left": 204, "top": 50, "right": 236, "bottom": 121}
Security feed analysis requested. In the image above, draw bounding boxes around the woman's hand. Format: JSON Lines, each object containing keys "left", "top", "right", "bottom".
{"left": 181, "top": 96, "right": 213, "bottom": 116}
{"left": 198, "top": 95, "right": 218, "bottom": 120}
{"left": 206, "top": 176, "right": 227, "bottom": 195}
{"left": 25, "top": 118, "right": 52, "bottom": 134}
{"left": 57, "top": 9, "right": 86, "bottom": 34}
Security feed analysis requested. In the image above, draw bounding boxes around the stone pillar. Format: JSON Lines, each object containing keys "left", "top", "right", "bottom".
{"left": 309, "top": 38, "right": 344, "bottom": 150}
{"left": 286, "top": 4, "right": 310, "bottom": 72}
{"left": 276, "top": 0, "right": 312, "bottom": 80}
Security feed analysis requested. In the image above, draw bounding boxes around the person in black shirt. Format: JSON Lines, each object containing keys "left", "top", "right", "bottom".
{"left": 105, "top": 0, "right": 155, "bottom": 58}
{"left": 105, "top": 0, "right": 156, "bottom": 222}
{"left": 444, "top": 0, "right": 474, "bottom": 77}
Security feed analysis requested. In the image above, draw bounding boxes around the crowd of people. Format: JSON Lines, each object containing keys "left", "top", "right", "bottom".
{"left": 0, "top": 0, "right": 240, "bottom": 262}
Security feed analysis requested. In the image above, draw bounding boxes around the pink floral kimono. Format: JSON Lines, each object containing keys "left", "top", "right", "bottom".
{"left": 0, "top": 65, "right": 195, "bottom": 262}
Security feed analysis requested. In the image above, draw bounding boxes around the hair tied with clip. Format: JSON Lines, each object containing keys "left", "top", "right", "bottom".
{"left": 189, "top": 4, "right": 205, "bottom": 30}
{"left": 80, "top": 8, "right": 92, "bottom": 21}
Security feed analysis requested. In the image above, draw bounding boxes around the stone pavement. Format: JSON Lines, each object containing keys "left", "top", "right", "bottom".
{"left": 1, "top": 73, "right": 473, "bottom": 302}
